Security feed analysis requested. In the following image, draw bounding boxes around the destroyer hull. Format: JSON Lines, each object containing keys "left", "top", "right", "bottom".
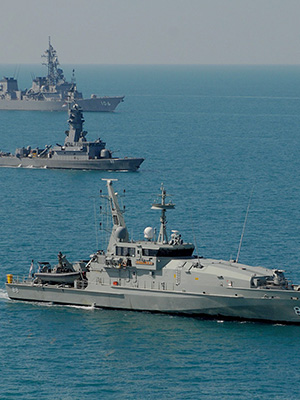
{"left": 0, "top": 96, "right": 124, "bottom": 112}
{"left": 0, "top": 156, "right": 144, "bottom": 171}
{"left": 6, "top": 282, "right": 300, "bottom": 324}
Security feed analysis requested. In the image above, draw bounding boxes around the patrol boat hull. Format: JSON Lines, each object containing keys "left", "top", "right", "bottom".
{"left": 6, "top": 281, "right": 300, "bottom": 324}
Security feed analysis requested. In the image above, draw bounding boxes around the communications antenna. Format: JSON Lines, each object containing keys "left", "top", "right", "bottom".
{"left": 236, "top": 186, "right": 254, "bottom": 263}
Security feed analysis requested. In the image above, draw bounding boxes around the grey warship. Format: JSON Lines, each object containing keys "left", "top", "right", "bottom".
{"left": 0, "top": 105, "right": 143, "bottom": 171}
{"left": 0, "top": 38, "right": 124, "bottom": 112}
{"left": 6, "top": 179, "right": 300, "bottom": 324}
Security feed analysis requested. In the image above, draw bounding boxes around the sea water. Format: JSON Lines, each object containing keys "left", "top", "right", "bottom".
{"left": 0, "top": 65, "right": 300, "bottom": 399}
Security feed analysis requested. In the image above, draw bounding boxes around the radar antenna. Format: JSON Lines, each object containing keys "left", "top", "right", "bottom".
{"left": 42, "top": 36, "right": 64, "bottom": 86}
{"left": 151, "top": 184, "right": 175, "bottom": 244}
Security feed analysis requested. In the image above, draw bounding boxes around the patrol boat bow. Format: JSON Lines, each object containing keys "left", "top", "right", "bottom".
{"left": 6, "top": 180, "right": 300, "bottom": 324}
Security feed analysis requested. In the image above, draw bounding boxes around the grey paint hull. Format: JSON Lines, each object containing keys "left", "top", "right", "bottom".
{"left": 0, "top": 96, "right": 124, "bottom": 112}
{"left": 6, "top": 282, "right": 300, "bottom": 324}
{"left": 0, "top": 156, "right": 144, "bottom": 171}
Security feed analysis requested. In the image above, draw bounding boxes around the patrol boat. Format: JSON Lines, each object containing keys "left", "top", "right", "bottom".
{"left": 0, "top": 104, "right": 143, "bottom": 171}
{"left": 0, "top": 38, "right": 124, "bottom": 112}
{"left": 6, "top": 180, "right": 300, "bottom": 324}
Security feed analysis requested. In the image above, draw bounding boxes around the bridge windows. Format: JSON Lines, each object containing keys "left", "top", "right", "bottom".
{"left": 116, "top": 246, "right": 135, "bottom": 256}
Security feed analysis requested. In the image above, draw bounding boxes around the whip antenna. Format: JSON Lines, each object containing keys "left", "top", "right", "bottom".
{"left": 236, "top": 186, "right": 254, "bottom": 263}
{"left": 93, "top": 198, "right": 99, "bottom": 250}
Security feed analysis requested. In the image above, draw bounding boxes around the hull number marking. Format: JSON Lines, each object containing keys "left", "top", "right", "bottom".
{"left": 294, "top": 306, "right": 300, "bottom": 316}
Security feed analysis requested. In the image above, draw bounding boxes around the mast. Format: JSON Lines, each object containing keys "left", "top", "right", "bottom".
{"left": 42, "top": 37, "right": 64, "bottom": 86}
{"left": 151, "top": 184, "right": 175, "bottom": 244}
{"left": 236, "top": 186, "right": 254, "bottom": 263}
{"left": 64, "top": 104, "right": 86, "bottom": 144}
{"left": 103, "top": 179, "right": 129, "bottom": 253}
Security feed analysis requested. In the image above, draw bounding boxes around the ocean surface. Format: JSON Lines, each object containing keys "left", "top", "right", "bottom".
{"left": 1, "top": 65, "right": 300, "bottom": 399}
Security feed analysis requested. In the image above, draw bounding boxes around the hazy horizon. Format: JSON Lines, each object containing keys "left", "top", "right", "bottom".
{"left": 1, "top": 0, "right": 300, "bottom": 65}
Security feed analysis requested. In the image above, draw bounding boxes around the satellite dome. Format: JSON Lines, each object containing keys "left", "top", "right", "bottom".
{"left": 144, "top": 226, "right": 154, "bottom": 240}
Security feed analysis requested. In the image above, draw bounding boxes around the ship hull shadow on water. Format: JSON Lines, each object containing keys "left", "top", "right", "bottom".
{"left": 6, "top": 180, "right": 300, "bottom": 325}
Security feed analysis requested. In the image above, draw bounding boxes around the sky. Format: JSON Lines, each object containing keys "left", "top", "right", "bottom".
{"left": 1, "top": 0, "right": 300, "bottom": 65}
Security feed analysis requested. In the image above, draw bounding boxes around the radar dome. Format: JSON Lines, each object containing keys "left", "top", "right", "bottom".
{"left": 115, "top": 227, "right": 127, "bottom": 241}
{"left": 144, "top": 227, "right": 154, "bottom": 240}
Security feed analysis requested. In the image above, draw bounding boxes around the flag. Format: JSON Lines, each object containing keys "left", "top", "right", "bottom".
{"left": 28, "top": 260, "right": 34, "bottom": 278}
